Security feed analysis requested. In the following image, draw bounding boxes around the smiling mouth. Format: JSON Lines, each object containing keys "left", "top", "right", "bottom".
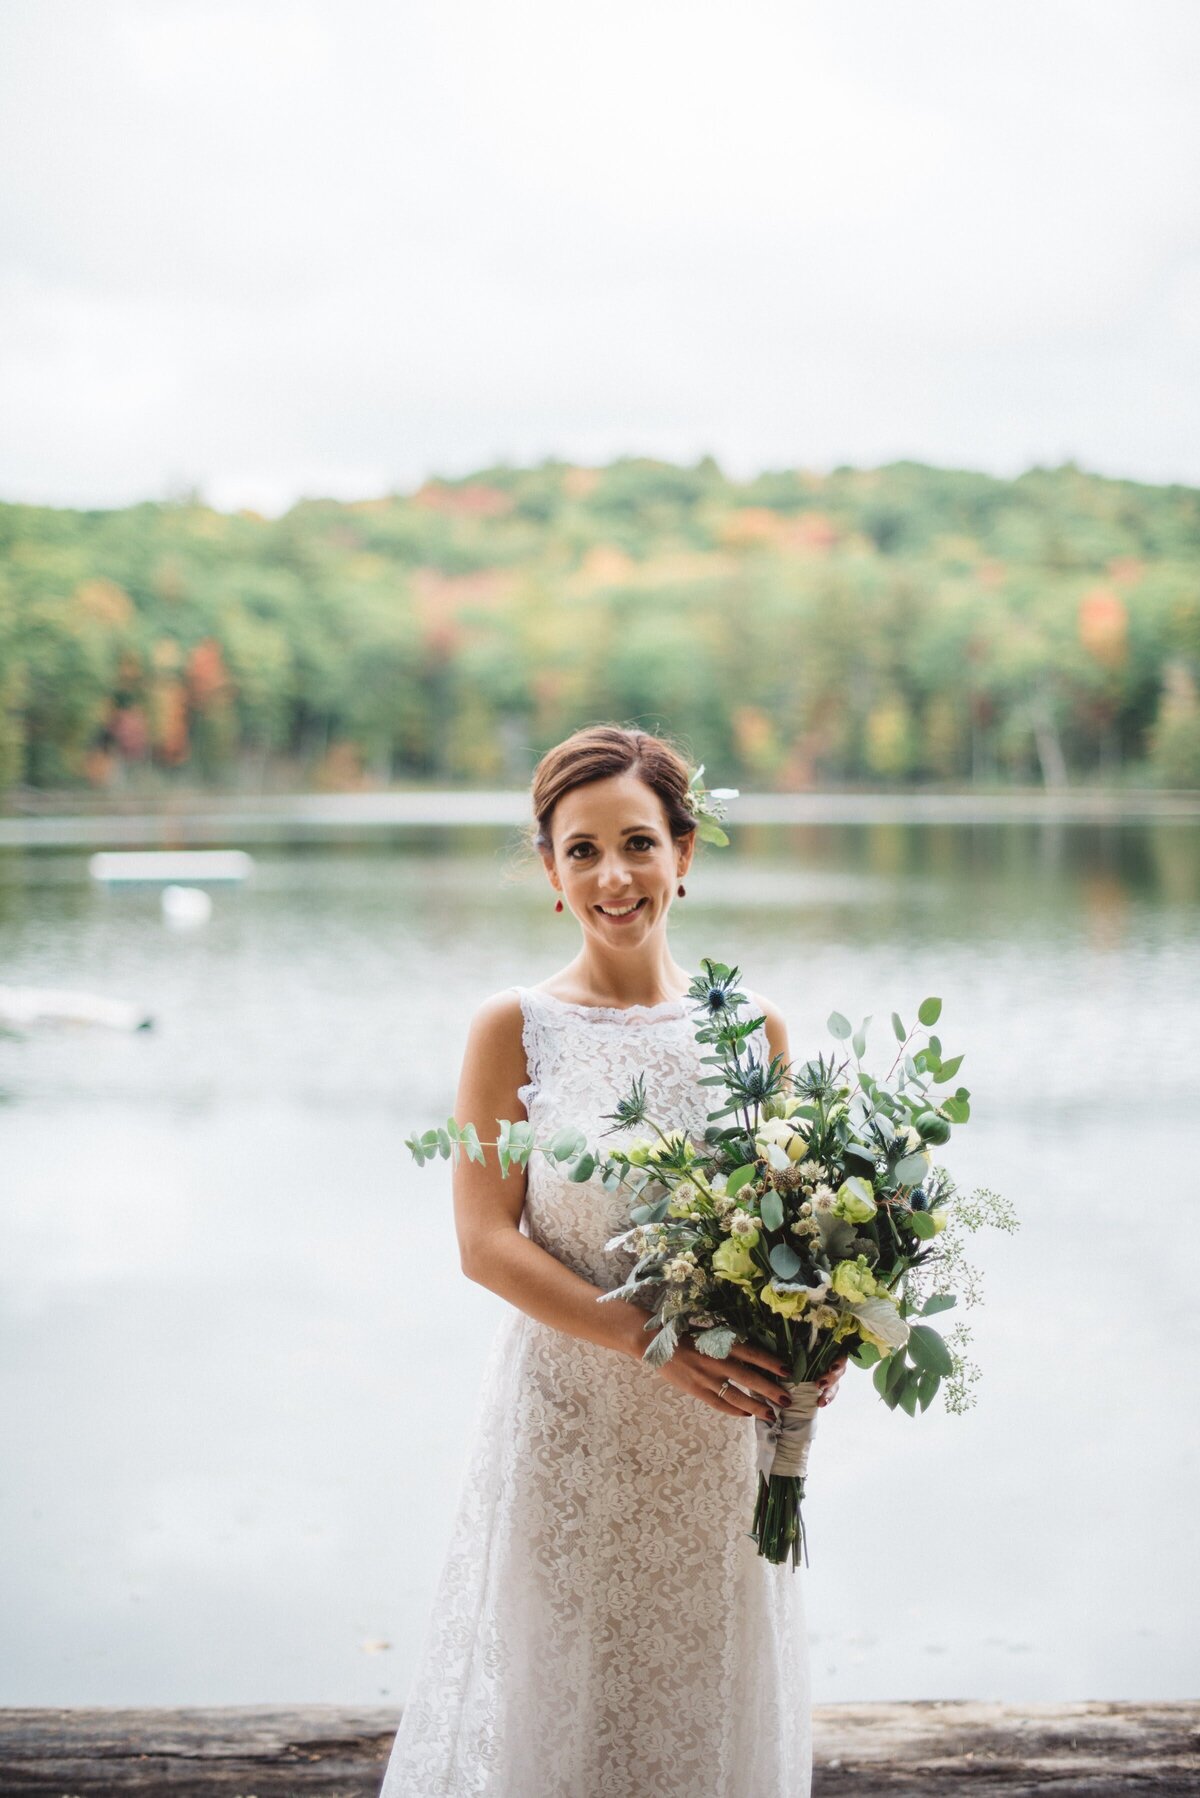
{"left": 595, "top": 897, "right": 649, "bottom": 918}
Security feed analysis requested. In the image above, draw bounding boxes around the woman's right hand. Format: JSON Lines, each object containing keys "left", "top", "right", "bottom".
{"left": 652, "top": 1335, "right": 794, "bottom": 1421}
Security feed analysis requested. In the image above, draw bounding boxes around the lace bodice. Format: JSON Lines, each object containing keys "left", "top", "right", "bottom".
{"left": 516, "top": 984, "right": 768, "bottom": 1288}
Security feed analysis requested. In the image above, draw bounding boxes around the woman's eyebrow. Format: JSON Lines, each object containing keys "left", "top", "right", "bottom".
{"left": 563, "top": 824, "right": 659, "bottom": 843}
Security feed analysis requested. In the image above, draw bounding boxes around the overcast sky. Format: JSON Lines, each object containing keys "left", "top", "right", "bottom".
{"left": 2, "top": 0, "right": 1198, "bottom": 514}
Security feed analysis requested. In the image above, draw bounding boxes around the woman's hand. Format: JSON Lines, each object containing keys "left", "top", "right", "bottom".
{"left": 815, "top": 1352, "right": 849, "bottom": 1407}
{"left": 654, "top": 1336, "right": 794, "bottom": 1421}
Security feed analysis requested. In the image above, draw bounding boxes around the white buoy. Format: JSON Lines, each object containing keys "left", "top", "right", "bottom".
{"left": 161, "top": 884, "right": 213, "bottom": 930}
{"left": 90, "top": 850, "right": 253, "bottom": 885}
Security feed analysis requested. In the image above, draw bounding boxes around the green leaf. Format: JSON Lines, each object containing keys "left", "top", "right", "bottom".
{"left": 421, "top": 1129, "right": 440, "bottom": 1148}
{"left": 768, "top": 1243, "right": 801, "bottom": 1280}
{"left": 942, "top": 1096, "right": 970, "bottom": 1123}
{"left": 851, "top": 1016, "right": 871, "bottom": 1059}
{"left": 759, "top": 1189, "right": 785, "bottom": 1232}
{"left": 910, "top": 1210, "right": 937, "bottom": 1239}
{"left": 726, "top": 1162, "right": 759, "bottom": 1197}
{"left": 891, "top": 1011, "right": 906, "bottom": 1042}
{"left": 549, "top": 1127, "right": 587, "bottom": 1161}
{"left": 933, "top": 1053, "right": 964, "bottom": 1084}
{"left": 895, "top": 1151, "right": 929, "bottom": 1184}
{"left": 916, "top": 1368, "right": 941, "bottom": 1411}
{"left": 907, "top": 1323, "right": 954, "bottom": 1376}
{"left": 918, "top": 996, "right": 942, "bottom": 1026}
{"left": 885, "top": 1349, "right": 909, "bottom": 1393}
{"left": 920, "top": 1292, "right": 957, "bottom": 1317}
{"left": 827, "top": 1010, "right": 852, "bottom": 1040}
{"left": 873, "top": 1359, "right": 892, "bottom": 1398}
{"left": 695, "top": 819, "right": 729, "bottom": 847}
{"left": 852, "top": 1343, "right": 881, "bottom": 1367}
{"left": 436, "top": 1128, "right": 452, "bottom": 1158}
{"left": 567, "top": 1152, "right": 596, "bottom": 1183}
{"left": 896, "top": 1377, "right": 920, "bottom": 1416}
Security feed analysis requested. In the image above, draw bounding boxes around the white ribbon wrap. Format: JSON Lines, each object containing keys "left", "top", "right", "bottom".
{"left": 753, "top": 1379, "right": 821, "bottom": 1485}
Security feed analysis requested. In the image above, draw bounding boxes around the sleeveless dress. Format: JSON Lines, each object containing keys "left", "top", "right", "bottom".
{"left": 378, "top": 984, "right": 812, "bottom": 1798}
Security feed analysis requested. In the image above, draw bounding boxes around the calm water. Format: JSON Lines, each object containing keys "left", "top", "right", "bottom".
{"left": 2, "top": 818, "right": 1198, "bottom": 1706}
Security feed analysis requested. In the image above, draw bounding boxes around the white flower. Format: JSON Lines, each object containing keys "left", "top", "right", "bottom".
{"left": 797, "top": 1159, "right": 828, "bottom": 1184}
{"left": 812, "top": 1183, "right": 837, "bottom": 1210}
{"left": 730, "top": 1211, "right": 759, "bottom": 1237}
{"left": 664, "top": 1251, "right": 698, "bottom": 1284}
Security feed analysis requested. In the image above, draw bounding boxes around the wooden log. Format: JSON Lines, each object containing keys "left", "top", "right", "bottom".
{"left": 0, "top": 1700, "right": 1195, "bottom": 1795}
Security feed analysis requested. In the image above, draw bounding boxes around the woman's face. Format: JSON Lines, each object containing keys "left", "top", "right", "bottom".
{"left": 541, "top": 771, "right": 694, "bottom": 946}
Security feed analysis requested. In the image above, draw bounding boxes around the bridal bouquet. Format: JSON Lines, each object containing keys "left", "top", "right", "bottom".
{"left": 406, "top": 960, "right": 1015, "bottom": 1567}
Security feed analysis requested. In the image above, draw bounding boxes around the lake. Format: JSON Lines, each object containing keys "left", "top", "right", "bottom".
{"left": 2, "top": 807, "right": 1198, "bottom": 1707}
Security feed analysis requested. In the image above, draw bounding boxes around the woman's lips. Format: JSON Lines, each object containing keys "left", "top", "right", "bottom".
{"left": 594, "top": 896, "right": 649, "bottom": 923}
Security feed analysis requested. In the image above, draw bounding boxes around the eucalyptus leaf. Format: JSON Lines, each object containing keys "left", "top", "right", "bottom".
{"left": 918, "top": 996, "right": 942, "bottom": 1026}
{"left": 910, "top": 1210, "right": 937, "bottom": 1239}
{"left": 726, "top": 1162, "right": 758, "bottom": 1197}
{"left": 895, "top": 1151, "right": 930, "bottom": 1185}
{"left": 768, "top": 1243, "right": 802, "bottom": 1280}
{"left": 891, "top": 1011, "right": 907, "bottom": 1041}
{"left": 920, "top": 1293, "right": 957, "bottom": 1316}
{"left": 934, "top": 1053, "right": 964, "bottom": 1083}
{"left": 567, "top": 1152, "right": 596, "bottom": 1183}
{"left": 759, "top": 1189, "right": 785, "bottom": 1232}
{"left": 827, "top": 1010, "right": 852, "bottom": 1040}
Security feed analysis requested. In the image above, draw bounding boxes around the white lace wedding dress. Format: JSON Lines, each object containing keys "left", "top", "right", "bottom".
{"left": 378, "top": 984, "right": 812, "bottom": 1798}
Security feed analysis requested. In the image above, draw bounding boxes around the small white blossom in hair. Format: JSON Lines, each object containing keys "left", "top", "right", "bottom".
{"left": 683, "top": 763, "right": 740, "bottom": 847}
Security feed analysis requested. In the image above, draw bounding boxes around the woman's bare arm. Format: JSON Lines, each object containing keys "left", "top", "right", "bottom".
{"left": 451, "top": 991, "right": 651, "bottom": 1362}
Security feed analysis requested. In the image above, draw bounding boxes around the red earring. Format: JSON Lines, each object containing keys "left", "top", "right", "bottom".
{"left": 555, "top": 898, "right": 564, "bottom": 912}
{"left": 677, "top": 882, "right": 686, "bottom": 898}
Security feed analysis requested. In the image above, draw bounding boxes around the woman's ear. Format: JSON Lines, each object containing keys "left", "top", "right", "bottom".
{"left": 539, "top": 849, "right": 561, "bottom": 893}
{"left": 676, "top": 832, "right": 697, "bottom": 879}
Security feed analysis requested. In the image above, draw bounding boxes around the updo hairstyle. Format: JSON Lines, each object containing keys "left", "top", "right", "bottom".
{"left": 530, "top": 725, "right": 696, "bottom": 855}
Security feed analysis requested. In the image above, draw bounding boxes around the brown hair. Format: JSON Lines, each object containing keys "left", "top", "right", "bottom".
{"left": 530, "top": 724, "right": 696, "bottom": 854}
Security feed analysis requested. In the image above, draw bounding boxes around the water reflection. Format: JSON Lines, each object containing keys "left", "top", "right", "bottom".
{"left": 0, "top": 820, "right": 1197, "bottom": 1705}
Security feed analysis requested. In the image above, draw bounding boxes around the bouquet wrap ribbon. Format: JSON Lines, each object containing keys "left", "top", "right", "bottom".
{"left": 753, "top": 1378, "right": 821, "bottom": 1485}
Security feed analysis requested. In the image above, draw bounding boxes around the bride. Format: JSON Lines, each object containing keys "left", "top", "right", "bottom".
{"left": 379, "top": 723, "right": 846, "bottom": 1798}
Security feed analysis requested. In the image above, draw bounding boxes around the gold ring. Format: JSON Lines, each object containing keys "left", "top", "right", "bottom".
{"left": 717, "top": 1378, "right": 731, "bottom": 1400}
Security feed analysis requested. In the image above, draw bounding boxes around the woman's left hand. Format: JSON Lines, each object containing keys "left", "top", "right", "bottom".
{"left": 815, "top": 1353, "right": 849, "bottom": 1407}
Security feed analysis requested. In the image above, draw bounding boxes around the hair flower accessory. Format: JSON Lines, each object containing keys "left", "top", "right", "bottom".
{"left": 685, "top": 763, "right": 739, "bottom": 847}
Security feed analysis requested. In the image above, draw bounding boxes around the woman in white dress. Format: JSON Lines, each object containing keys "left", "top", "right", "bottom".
{"left": 379, "top": 724, "right": 846, "bottom": 1798}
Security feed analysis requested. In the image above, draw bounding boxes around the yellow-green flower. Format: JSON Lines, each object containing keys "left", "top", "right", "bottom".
{"left": 928, "top": 1207, "right": 948, "bottom": 1234}
{"left": 832, "top": 1176, "right": 877, "bottom": 1224}
{"left": 624, "top": 1138, "right": 655, "bottom": 1166}
{"left": 831, "top": 1254, "right": 878, "bottom": 1302}
{"left": 754, "top": 1116, "right": 807, "bottom": 1164}
{"left": 712, "top": 1235, "right": 759, "bottom": 1289}
{"left": 760, "top": 1281, "right": 809, "bottom": 1319}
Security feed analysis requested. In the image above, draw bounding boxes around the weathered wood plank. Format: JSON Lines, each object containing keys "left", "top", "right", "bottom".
{"left": 0, "top": 1700, "right": 1195, "bottom": 1795}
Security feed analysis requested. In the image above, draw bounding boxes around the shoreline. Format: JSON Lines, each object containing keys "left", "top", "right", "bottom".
{"left": 0, "top": 1701, "right": 1196, "bottom": 1795}
{"left": 1, "top": 786, "right": 1197, "bottom": 850}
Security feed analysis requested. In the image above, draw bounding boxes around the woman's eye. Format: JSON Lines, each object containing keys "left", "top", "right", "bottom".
{"left": 628, "top": 837, "right": 655, "bottom": 851}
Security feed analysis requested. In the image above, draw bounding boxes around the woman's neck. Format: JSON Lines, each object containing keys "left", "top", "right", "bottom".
{"left": 552, "top": 944, "right": 692, "bottom": 1010}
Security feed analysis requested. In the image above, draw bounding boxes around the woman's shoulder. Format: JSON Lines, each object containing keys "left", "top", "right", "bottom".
{"left": 744, "top": 986, "right": 789, "bottom": 1062}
